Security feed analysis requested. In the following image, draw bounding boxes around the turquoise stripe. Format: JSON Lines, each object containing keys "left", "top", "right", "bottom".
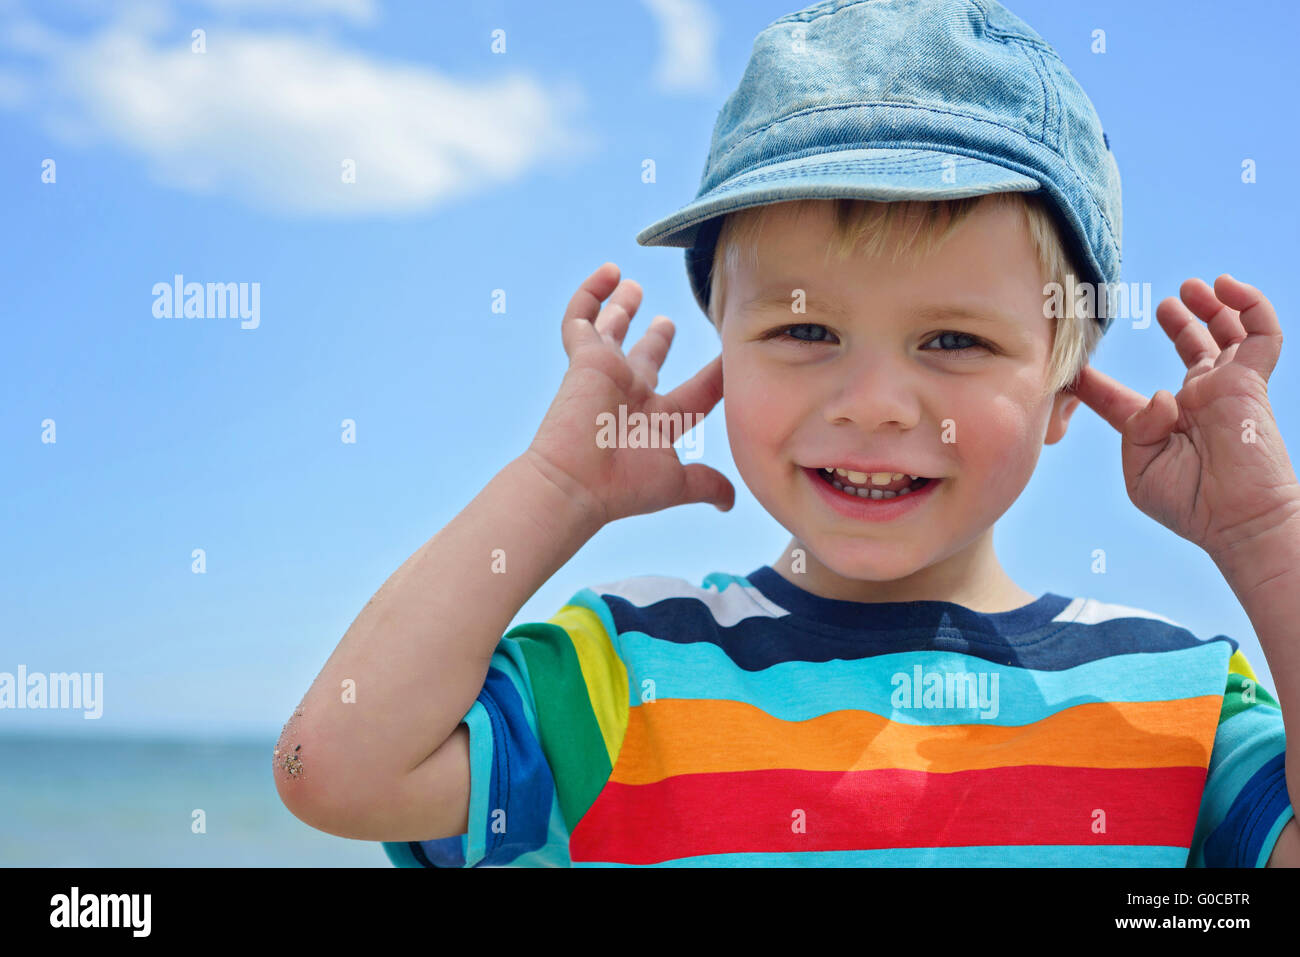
{"left": 1201, "top": 704, "right": 1288, "bottom": 822}
{"left": 1213, "top": 696, "right": 1288, "bottom": 763}
{"left": 615, "top": 631, "right": 1230, "bottom": 724}
{"left": 462, "top": 698, "right": 493, "bottom": 868}
{"left": 1254, "top": 805, "right": 1297, "bottom": 868}
{"left": 573, "top": 845, "right": 1187, "bottom": 866}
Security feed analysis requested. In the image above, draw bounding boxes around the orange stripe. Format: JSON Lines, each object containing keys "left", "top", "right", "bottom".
{"left": 610, "top": 695, "right": 1223, "bottom": 784}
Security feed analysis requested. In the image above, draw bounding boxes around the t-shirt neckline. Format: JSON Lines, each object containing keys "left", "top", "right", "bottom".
{"left": 743, "top": 565, "right": 1074, "bottom": 639}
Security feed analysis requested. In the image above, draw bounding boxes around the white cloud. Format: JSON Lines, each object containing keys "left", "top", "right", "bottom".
{"left": 641, "top": 0, "right": 719, "bottom": 94}
{"left": 5, "top": 20, "right": 594, "bottom": 215}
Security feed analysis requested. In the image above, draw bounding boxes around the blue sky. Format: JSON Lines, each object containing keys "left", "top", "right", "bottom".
{"left": 2, "top": 0, "right": 1297, "bottom": 741}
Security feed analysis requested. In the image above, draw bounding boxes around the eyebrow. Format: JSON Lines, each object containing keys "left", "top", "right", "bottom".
{"left": 741, "top": 294, "right": 1018, "bottom": 326}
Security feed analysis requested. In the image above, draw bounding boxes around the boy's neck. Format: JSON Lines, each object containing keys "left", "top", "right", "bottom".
{"left": 770, "top": 534, "right": 1038, "bottom": 614}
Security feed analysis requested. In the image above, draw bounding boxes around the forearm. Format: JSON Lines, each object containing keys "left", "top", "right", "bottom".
{"left": 278, "top": 452, "right": 605, "bottom": 808}
{"left": 1212, "top": 507, "right": 1300, "bottom": 811}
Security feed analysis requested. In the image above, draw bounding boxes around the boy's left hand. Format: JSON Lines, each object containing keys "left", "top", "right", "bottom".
{"left": 1070, "top": 274, "right": 1300, "bottom": 563}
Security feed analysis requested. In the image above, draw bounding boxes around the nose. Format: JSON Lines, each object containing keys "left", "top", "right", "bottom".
{"left": 821, "top": 349, "right": 923, "bottom": 430}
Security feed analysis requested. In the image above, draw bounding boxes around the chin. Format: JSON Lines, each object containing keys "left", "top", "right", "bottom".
{"left": 809, "top": 539, "right": 926, "bottom": 583}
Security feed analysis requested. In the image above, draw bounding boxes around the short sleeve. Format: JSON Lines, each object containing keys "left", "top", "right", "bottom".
{"left": 382, "top": 589, "right": 629, "bottom": 868}
{"left": 1188, "top": 649, "right": 1294, "bottom": 867}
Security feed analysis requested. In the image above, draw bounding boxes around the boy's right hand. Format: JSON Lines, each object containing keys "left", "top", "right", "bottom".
{"left": 522, "top": 262, "right": 735, "bottom": 529}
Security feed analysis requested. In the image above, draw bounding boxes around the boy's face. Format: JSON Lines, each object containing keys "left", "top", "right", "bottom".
{"left": 718, "top": 198, "right": 1081, "bottom": 602}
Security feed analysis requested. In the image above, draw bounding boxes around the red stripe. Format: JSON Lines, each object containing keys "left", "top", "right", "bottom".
{"left": 570, "top": 765, "right": 1207, "bottom": 864}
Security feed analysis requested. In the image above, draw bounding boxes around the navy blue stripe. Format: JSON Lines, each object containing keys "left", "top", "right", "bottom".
{"left": 409, "top": 841, "right": 432, "bottom": 867}
{"left": 746, "top": 566, "right": 1070, "bottom": 636}
{"left": 600, "top": 566, "right": 1235, "bottom": 671}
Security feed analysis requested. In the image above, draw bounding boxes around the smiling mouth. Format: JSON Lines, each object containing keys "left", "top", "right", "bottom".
{"left": 813, "top": 468, "right": 936, "bottom": 500}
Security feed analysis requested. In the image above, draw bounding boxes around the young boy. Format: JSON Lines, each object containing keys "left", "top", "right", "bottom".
{"left": 275, "top": 0, "right": 1299, "bottom": 866}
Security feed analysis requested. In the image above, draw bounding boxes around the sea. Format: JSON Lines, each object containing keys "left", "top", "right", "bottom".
{"left": 0, "top": 733, "right": 391, "bottom": 867}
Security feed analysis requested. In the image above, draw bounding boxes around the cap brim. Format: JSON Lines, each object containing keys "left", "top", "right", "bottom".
{"left": 635, "top": 147, "right": 1041, "bottom": 321}
{"left": 636, "top": 147, "right": 1040, "bottom": 248}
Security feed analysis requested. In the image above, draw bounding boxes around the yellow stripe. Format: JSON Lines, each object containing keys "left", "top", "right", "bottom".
{"left": 1228, "top": 649, "right": 1258, "bottom": 681}
{"left": 547, "top": 604, "right": 629, "bottom": 767}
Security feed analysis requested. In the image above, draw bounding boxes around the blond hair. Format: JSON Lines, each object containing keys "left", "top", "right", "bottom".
{"left": 705, "top": 192, "right": 1103, "bottom": 396}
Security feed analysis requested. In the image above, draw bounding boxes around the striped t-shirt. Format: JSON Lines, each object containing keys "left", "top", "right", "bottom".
{"left": 382, "top": 566, "right": 1293, "bottom": 867}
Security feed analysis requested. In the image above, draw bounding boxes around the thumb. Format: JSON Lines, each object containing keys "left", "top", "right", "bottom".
{"left": 678, "top": 463, "right": 736, "bottom": 512}
{"left": 1123, "top": 389, "right": 1178, "bottom": 448}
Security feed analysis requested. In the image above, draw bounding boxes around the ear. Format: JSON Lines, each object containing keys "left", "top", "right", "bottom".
{"left": 1044, "top": 390, "right": 1081, "bottom": 445}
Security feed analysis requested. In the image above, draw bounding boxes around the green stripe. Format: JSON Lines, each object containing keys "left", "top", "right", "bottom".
{"left": 1219, "top": 671, "right": 1279, "bottom": 723}
{"left": 506, "top": 620, "right": 613, "bottom": 830}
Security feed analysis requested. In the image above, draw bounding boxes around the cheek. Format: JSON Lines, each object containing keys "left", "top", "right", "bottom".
{"left": 723, "top": 358, "right": 797, "bottom": 470}
{"left": 958, "top": 395, "right": 1046, "bottom": 480}
{"left": 726, "top": 388, "right": 778, "bottom": 470}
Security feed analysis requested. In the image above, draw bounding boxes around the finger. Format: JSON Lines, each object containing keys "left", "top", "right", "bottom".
{"left": 1179, "top": 277, "right": 1247, "bottom": 352}
{"left": 593, "top": 279, "right": 643, "bottom": 347}
{"left": 561, "top": 262, "right": 621, "bottom": 358}
{"left": 1068, "top": 364, "right": 1149, "bottom": 433}
{"left": 660, "top": 353, "right": 725, "bottom": 421}
{"left": 1212, "top": 274, "right": 1283, "bottom": 381}
{"left": 1155, "top": 295, "right": 1219, "bottom": 376}
{"left": 625, "top": 315, "right": 675, "bottom": 391}
{"left": 1118, "top": 389, "right": 1179, "bottom": 488}
{"left": 677, "top": 462, "right": 736, "bottom": 512}
{"left": 1123, "top": 388, "right": 1179, "bottom": 449}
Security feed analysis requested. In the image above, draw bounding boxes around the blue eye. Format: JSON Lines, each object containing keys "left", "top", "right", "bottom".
{"left": 765, "top": 324, "right": 992, "bottom": 356}
{"left": 920, "top": 331, "right": 991, "bottom": 356}
{"left": 769, "top": 323, "right": 833, "bottom": 345}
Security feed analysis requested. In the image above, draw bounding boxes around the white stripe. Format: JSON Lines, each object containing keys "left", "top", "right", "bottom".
{"left": 590, "top": 574, "right": 790, "bottom": 628}
{"left": 1054, "top": 596, "right": 1184, "bottom": 628}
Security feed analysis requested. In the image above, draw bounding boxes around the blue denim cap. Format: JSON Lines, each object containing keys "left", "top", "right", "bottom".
{"left": 635, "top": 0, "right": 1122, "bottom": 334}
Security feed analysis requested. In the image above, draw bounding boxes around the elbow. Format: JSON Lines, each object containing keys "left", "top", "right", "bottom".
{"left": 272, "top": 737, "right": 316, "bottom": 824}
{"left": 271, "top": 727, "right": 376, "bottom": 839}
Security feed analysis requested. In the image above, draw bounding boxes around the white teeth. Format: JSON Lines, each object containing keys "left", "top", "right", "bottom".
{"left": 823, "top": 467, "right": 921, "bottom": 484}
